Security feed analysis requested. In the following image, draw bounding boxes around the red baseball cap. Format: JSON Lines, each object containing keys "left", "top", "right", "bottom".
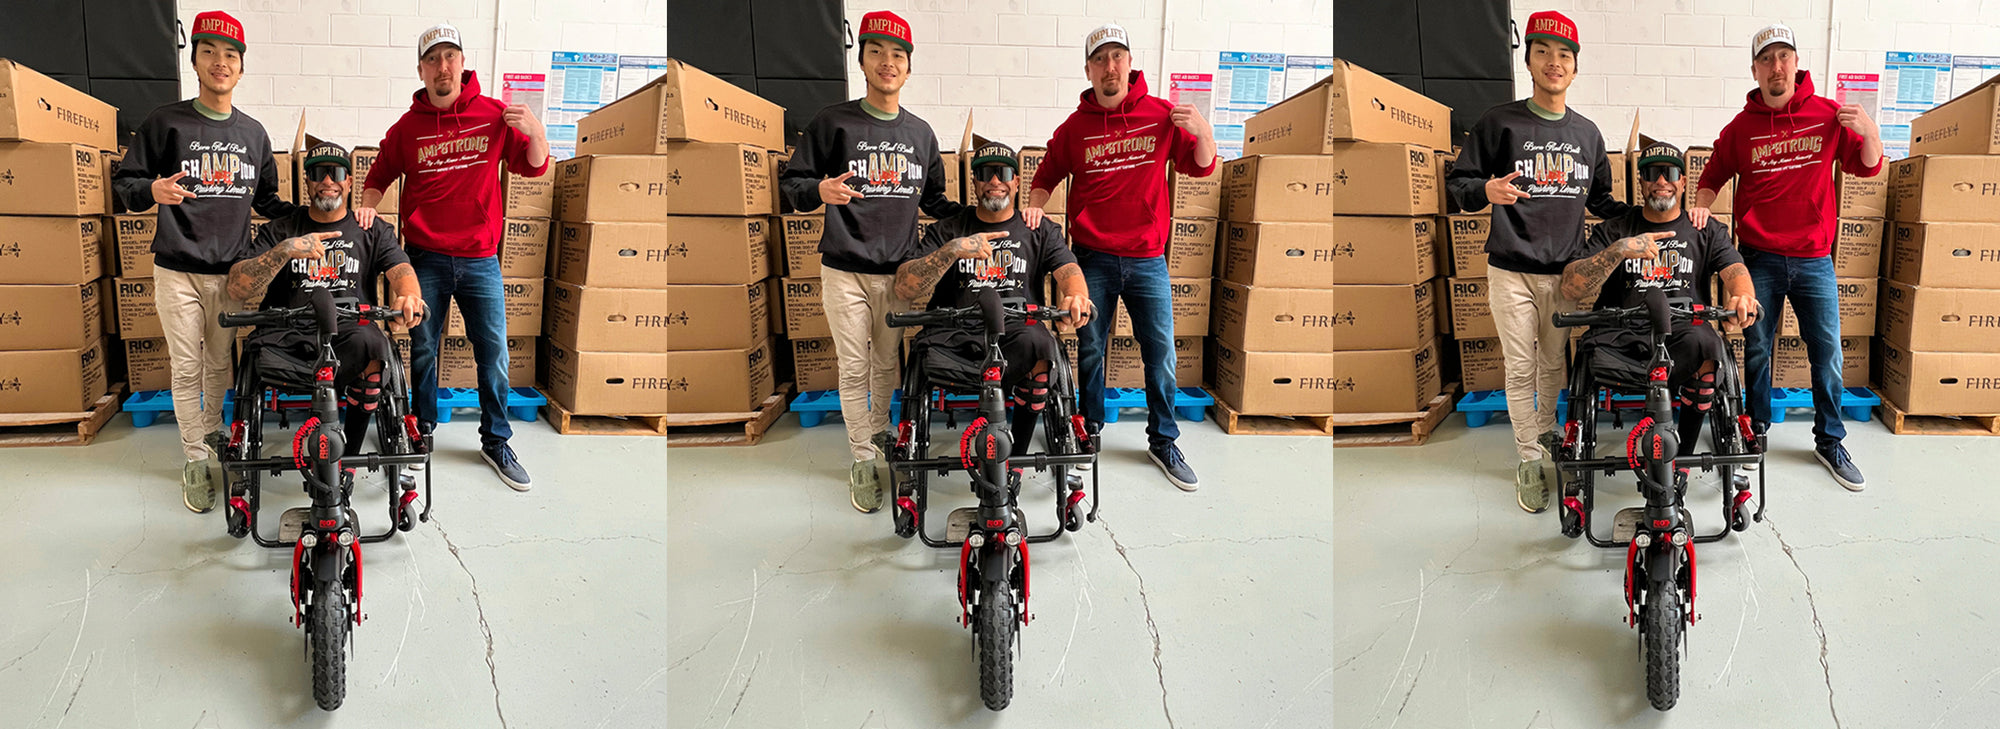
{"left": 858, "top": 11, "right": 913, "bottom": 54}
{"left": 191, "top": 10, "right": 246, "bottom": 54}
{"left": 1524, "top": 10, "right": 1579, "bottom": 54}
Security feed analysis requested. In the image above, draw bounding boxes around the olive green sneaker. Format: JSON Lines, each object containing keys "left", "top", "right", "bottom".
{"left": 183, "top": 460, "right": 215, "bottom": 513}
{"left": 850, "top": 459, "right": 883, "bottom": 513}
{"left": 871, "top": 430, "right": 895, "bottom": 458}
{"left": 1516, "top": 459, "right": 1548, "bottom": 513}
{"left": 1538, "top": 429, "right": 1561, "bottom": 460}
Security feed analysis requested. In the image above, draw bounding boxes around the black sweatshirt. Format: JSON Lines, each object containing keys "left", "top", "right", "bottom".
{"left": 780, "top": 100, "right": 967, "bottom": 275}
{"left": 113, "top": 101, "right": 300, "bottom": 275}
{"left": 1446, "top": 100, "right": 1633, "bottom": 275}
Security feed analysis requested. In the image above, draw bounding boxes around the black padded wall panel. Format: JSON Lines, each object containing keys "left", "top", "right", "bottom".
{"left": 1417, "top": 0, "right": 1512, "bottom": 81}
{"left": 1424, "top": 78, "right": 1515, "bottom": 148}
{"left": 0, "top": 1, "right": 90, "bottom": 77}
{"left": 759, "top": 78, "right": 846, "bottom": 148}
{"left": 83, "top": 0, "right": 179, "bottom": 80}
{"left": 751, "top": 0, "right": 846, "bottom": 80}
{"left": 92, "top": 78, "right": 180, "bottom": 146}
{"left": 1332, "top": 0, "right": 1419, "bottom": 77}
{"left": 667, "top": 0, "right": 756, "bottom": 76}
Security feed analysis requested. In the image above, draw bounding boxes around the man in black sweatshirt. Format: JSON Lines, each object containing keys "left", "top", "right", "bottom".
{"left": 112, "top": 11, "right": 300, "bottom": 514}
{"left": 779, "top": 10, "right": 967, "bottom": 514}
{"left": 1445, "top": 10, "right": 1632, "bottom": 514}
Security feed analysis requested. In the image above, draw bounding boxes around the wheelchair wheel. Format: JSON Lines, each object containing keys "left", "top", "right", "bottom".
{"left": 1558, "top": 365, "right": 1599, "bottom": 539}
{"left": 1707, "top": 358, "right": 1755, "bottom": 531}
{"left": 373, "top": 358, "right": 421, "bottom": 531}
{"left": 1040, "top": 359, "right": 1088, "bottom": 532}
{"left": 228, "top": 371, "right": 266, "bottom": 538}
{"left": 893, "top": 364, "right": 932, "bottom": 540}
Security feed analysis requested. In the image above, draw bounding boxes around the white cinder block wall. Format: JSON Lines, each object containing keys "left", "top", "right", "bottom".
{"left": 832, "top": 0, "right": 1334, "bottom": 151}
{"left": 1506, "top": 0, "right": 2000, "bottom": 151}
{"left": 172, "top": 0, "right": 666, "bottom": 150}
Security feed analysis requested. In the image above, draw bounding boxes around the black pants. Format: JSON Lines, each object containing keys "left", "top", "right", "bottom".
{"left": 916, "top": 324, "right": 1062, "bottom": 450}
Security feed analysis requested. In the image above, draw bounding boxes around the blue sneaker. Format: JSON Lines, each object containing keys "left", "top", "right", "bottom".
{"left": 1148, "top": 443, "right": 1199, "bottom": 492}
{"left": 482, "top": 443, "right": 532, "bottom": 492}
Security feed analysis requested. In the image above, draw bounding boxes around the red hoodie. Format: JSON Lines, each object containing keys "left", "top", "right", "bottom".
{"left": 1696, "top": 70, "right": 1882, "bottom": 258}
{"left": 1030, "top": 71, "right": 1216, "bottom": 258}
{"left": 364, "top": 71, "right": 549, "bottom": 258}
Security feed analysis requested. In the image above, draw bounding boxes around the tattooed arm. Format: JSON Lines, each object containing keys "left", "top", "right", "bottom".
{"left": 894, "top": 231, "right": 1006, "bottom": 302}
{"left": 1560, "top": 231, "right": 1674, "bottom": 302}
{"left": 1050, "top": 263, "right": 1093, "bottom": 329}
{"left": 1717, "top": 263, "right": 1759, "bottom": 329}
{"left": 226, "top": 231, "right": 339, "bottom": 302}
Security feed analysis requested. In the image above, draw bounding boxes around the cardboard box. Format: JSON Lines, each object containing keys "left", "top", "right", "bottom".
{"left": 1251, "top": 59, "right": 1447, "bottom": 151}
{"left": 1909, "top": 75, "right": 2000, "bottom": 156}
{"left": 498, "top": 218, "right": 551, "bottom": 278}
{"left": 113, "top": 277, "right": 159, "bottom": 338}
{"left": 437, "top": 335, "right": 537, "bottom": 389}
{"left": 1167, "top": 217, "right": 1219, "bottom": 279}
{"left": 1435, "top": 150, "right": 1457, "bottom": 214}
{"left": 939, "top": 151, "right": 961, "bottom": 204}
{"left": 1300, "top": 281, "right": 1430, "bottom": 351}
{"left": 101, "top": 149, "right": 121, "bottom": 215}
{"left": 123, "top": 336, "right": 171, "bottom": 391}
{"left": 1838, "top": 164, "right": 1887, "bottom": 218}
{"left": 0, "top": 60, "right": 116, "bottom": 148}
{"left": 1774, "top": 277, "right": 1876, "bottom": 337}
{"left": 349, "top": 147, "right": 398, "bottom": 214}
{"left": 555, "top": 154, "right": 675, "bottom": 222}
{"left": 1316, "top": 144, "right": 1436, "bottom": 218}
{"left": 1771, "top": 335, "right": 1869, "bottom": 388}
{"left": 0, "top": 143, "right": 106, "bottom": 216}
{"left": 1879, "top": 279, "right": 2000, "bottom": 353}
{"left": 1106, "top": 335, "right": 1204, "bottom": 388}
{"left": 1016, "top": 147, "right": 1065, "bottom": 214}
{"left": 1886, "top": 222, "right": 2000, "bottom": 288}
{"left": 777, "top": 214, "right": 824, "bottom": 278}
{"left": 442, "top": 277, "right": 544, "bottom": 337}
{"left": 791, "top": 336, "right": 839, "bottom": 391}
{"left": 1211, "top": 339, "right": 1347, "bottom": 415}
{"left": 1447, "top": 277, "right": 1494, "bottom": 338}
{"left": 0, "top": 215, "right": 101, "bottom": 284}
{"left": 1683, "top": 147, "right": 1732, "bottom": 214}
{"left": 653, "top": 145, "right": 774, "bottom": 219}
{"left": 544, "top": 340, "right": 747, "bottom": 415}
{"left": 1171, "top": 164, "right": 1221, "bottom": 218}
{"left": 270, "top": 151, "right": 294, "bottom": 204}
{"left": 1877, "top": 340, "right": 2000, "bottom": 415}
{"left": 1325, "top": 217, "right": 1426, "bottom": 285}
{"left": 503, "top": 164, "right": 554, "bottom": 218}
{"left": 542, "top": 279, "right": 673, "bottom": 352}
{"left": 553, "top": 221, "right": 669, "bottom": 288}
{"left": 1443, "top": 214, "right": 1490, "bottom": 278}
{"left": 1833, "top": 218, "right": 1884, "bottom": 279}
{"left": 1606, "top": 151, "right": 1629, "bottom": 204}
{"left": 578, "top": 58, "right": 783, "bottom": 152}
{"left": 0, "top": 280, "right": 103, "bottom": 350}
{"left": 1889, "top": 155, "right": 2000, "bottom": 223}
{"left": 659, "top": 216, "right": 766, "bottom": 284}
{"left": 766, "top": 149, "right": 788, "bottom": 215}
{"left": 1458, "top": 336, "right": 1505, "bottom": 391}
{"left": 781, "top": 277, "right": 828, "bottom": 338}
{"left": 0, "top": 338, "right": 107, "bottom": 413}
{"left": 1109, "top": 277, "right": 1211, "bottom": 337}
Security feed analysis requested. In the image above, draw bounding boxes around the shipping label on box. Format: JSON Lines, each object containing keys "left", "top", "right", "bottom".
{"left": 1445, "top": 214, "right": 1491, "bottom": 278}
{"left": 554, "top": 221, "right": 669, "bottom": 288}
{"left": 1838, "top": 164, "right": 1887, "bottom": 218}
{"left": 1772, "top": 335, "right": 1869, "bottom": 388}
{"left": 349, "top": 147, "right": 399, "bottom": 214}
{"left": 114, "top": 277, "right": 160, "bottom": 338}
{"left": 1016, "top": 147, "right": 1066, "bottom": 214}
{"left": 1171, "top": 164, "right": 1220, "bottom": 218}
{"left": 1833, "top": 218, "right": 1883, "bottom": 278}
{"left": 499, "top": 218, "right": 551, "bottom": 278}
{"left": 1889, "top": 155, "right": 2000, "bottom": 223}
{"left": 660, "top": 216, "right": 767, "bottom": 285}
{"left": 0, "top": 60, "right": 117, "bottom": 148}
{"left": 1168, "top": 218, "right": 1220, "bottom": 279}
{"left": 545, "top": 280, "right": 676, "bottom": 352}
{"left": 791, "top": 336, "right": 839, "bottom": 391}
{"left": 124, "top": 336, "right": 172, "bottom": 391}
{"left": 1776, "top": 277, "right": 1876, "bottom": 336}
{"left": 1225, "top": 153, "right": 1345, "bottom": 221}
{"left": 1877, "top": 340, "right": 2000, "bottom": 415}
{"left": 777, "top": 214, "right": 825, "bottom": 279}
{"left": 1106, "top": 335, "right": 1204, "bottom": 388}
{"left": 1886, "top": 222, "right": 2000, "bottom": 288}
{"left": 1324, "top": 217, "right": 1426, "bottom": 285}
{"left": 0, "top": 216, "right": 101, "bottom": 284}
{"left": 0, "top": 143, "right": 106, "bottom": 216}
{"left": 782, "top": 277, "right": 828, "bottom": 338}
{"left": 1879, "top": 279, "right": 2000, "bottom": 353}
{"left": 0, "top": 338, "right": 107, "bottom": 413}
{"left": 443, "top": 277, "right": 543, "bottom": 337}
{"left": 0, "top": 280, "right": 103, "bottom": 350}
{"left": 1448, "top": 277, "right": 1495, "bottom": 338}
{"left": 1109, "top": 277, "right": 1211, "bottom": 337}
{"left": 503, "top": 164, "right": 554, "bottom": 218}
{"left": 438, "top": 335, "right": 537, "bottom": 388}
{"left": 1909, "top": 75, "right": 2000, "bottom": 156}
{"left": 1262, "top": 59, "right": 1447, "bottom": 151}
{"left": 1211, "top": 339, "right": 1348, "bottom": 415}
{"left": 557, "top": 154, "right": 679, "bottom": 222}
{"left": 1458, "top": 336, "right": 1505, "bottom": 391}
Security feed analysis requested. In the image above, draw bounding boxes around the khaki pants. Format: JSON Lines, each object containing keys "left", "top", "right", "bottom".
{"left": 154, "top": 268, "right": 241, "bottom": 462}
{"left": 821, "top": 267, "right": 907, "bottom": 463}
{"left": 1487, "top": 267, "right": 1572, "bottom": 463}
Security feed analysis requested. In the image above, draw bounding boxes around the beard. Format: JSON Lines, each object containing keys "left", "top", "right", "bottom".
{"left": 313, "top": 192, "right": 345, "bottom": 213}
{"left": 980, "top": 191, "right": 1012, "bottom": 213}
{"left": 1647, "top": 191, "right": 1679, "bottom": 213}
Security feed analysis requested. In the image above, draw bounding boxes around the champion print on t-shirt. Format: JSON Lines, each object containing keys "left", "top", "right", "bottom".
{"left": 1511, "top": 139, "right": 1591, "bottom": 199}
{"left": 179, "top": 140, "right": 258, "bottom": 200}
{"left": 846, "top": 140, "right": 925, "bottom": 199}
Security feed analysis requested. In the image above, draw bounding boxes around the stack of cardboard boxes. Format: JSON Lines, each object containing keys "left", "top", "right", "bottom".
{"left": 0, "top": 60, "right": 116, "bottom": 414}
{"left": 1876, "top": 78, "right": 2000, "bottom": 415}
{"left": 590, "top": 59, "right": 779, "bottom": 415}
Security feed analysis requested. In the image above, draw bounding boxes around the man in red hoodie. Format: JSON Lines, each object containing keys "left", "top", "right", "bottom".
{"left": 1023, "top": 23, "right": 1217, "bottom": 491}
{"left": 356, "top": 23, "right": 551, "bottom": 492}
{"left": 1689, "top": 22, "right": 1882, "bottom": 492}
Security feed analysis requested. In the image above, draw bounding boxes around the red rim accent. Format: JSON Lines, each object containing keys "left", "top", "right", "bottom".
{"left": 1017, "top": 539, "right": 1032, "bottom": 625}
{"left": 350, "top": 540, "right": 365, "bottom": 625}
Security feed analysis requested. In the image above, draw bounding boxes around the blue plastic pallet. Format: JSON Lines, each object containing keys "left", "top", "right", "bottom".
{"left": 790, "top": 387, "right": 1214, "bottom": 428}
{"left": 1457, "top": 387, "right": 1879, "bottom": 428}
{"left": 124, "top": 387, "right": 546, "bottom": 428}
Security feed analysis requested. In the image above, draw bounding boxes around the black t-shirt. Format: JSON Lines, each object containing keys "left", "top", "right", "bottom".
{"left": 913, "top": 210, "right": 1077, "bottom": 309}
{"left": 1582, "top": 210, "right": 1743, "bottom": 309}
{"left": 247, "top": 210, "right": 410, "bottom": 310}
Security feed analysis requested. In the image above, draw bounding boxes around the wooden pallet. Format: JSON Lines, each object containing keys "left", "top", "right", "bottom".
{"left": 662, "top": 384, "right": 796, "bottom": 447}
{"left": 543, "top": 397, "right": 668, "bottom": 436}
{"left": 1875, "top": 396, "right": 2000, "bottom": 436}
{"left": 1209, "top": 396, "right": 1334, "bottom": 436}
{"left": 1327, "top": 385, "right": 1461, "bottom": 448}
{"left": 0, "top": 385, "right": 127, "bottom": 448}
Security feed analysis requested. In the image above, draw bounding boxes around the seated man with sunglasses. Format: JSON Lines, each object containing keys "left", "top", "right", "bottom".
{"left": 227, "top": 142, "right": 427, "bottom": 452}
{"left": 895, "top": 142, "right": 1094, "bottom": 453}
{"left": 1560, "top": 141, "right": 1760, "bottom": 451}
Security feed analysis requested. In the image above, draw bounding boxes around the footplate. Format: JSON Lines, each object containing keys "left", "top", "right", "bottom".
{"left": 277, "top": 506, "right": 361, "bottom": 542}
{"left": 944, "top": 506, "right": 1028, "bottom": 542}
{"left": 1611, "top": 506, "right": 1697, "bottom": 542}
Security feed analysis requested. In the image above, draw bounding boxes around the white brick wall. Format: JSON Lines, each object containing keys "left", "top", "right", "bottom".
{"left": 1507, "top": 1, "right": 2000, "bottom": 150}
{"left": 173, "top": 0, "right": 665, "bottom": 149}
{"left": 831, "top": 0, "right": 1333, "bottom": 149}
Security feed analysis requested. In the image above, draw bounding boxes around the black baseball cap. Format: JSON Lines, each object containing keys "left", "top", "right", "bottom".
{"left": 971, "top": 141, "right": 1018, "bottom": 170}
{"left": 303, "top": 141, "right": 351, "bottom": 170}
{"left": 1637, "top": 141, "right": 1684, "bottom": 170}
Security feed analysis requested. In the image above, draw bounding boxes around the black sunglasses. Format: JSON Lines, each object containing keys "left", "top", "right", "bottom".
{"left": 307, "top": 166, "right": 349, "bottom": 182}
{"left": 973, "top": 165, "right": 1015, "bottom": 182}
{"left": 1639, "top": 165, "right": 1682, "bottom": 182}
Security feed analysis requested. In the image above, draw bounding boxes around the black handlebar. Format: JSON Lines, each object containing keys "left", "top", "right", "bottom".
{"left": 219, "top": 297, "right": 404, "bottom": 331}
{"left": 1551, "top": 296, "right": 1737, "bottom": 331}
{"left": 885, "top": 298, "right": 1073, "bottom": 331}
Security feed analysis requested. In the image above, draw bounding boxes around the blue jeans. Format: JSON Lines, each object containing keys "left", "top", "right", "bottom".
{"left": 1074, "top": 247, "right": 1180, "bottom": 447}
{"left": 1741, "top": 247, "right": 1845, "bottom": 446}
{"left": 408, "top": 248, "right": 513, "bottom": 447}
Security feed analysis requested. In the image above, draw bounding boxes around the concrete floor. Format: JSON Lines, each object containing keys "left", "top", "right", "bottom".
{"left": 1335, "top": 411, "right": 2000, "bottom": 728}
{"left": 666, "top": 414, "right": 1335, "bottom": 728}
{"left": 0, "top": 413, "right": 669, "bottom": 728}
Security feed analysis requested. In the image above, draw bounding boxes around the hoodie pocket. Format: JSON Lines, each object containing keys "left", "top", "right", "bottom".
{"left": 408, "top": 201, "right": 488, "bottom": 242}
{"left": 1741, "top": 200, "right": 1821, "bottom": 248}
{"left": 1075, "top": 199, "right": 1154, "bottom": 244}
